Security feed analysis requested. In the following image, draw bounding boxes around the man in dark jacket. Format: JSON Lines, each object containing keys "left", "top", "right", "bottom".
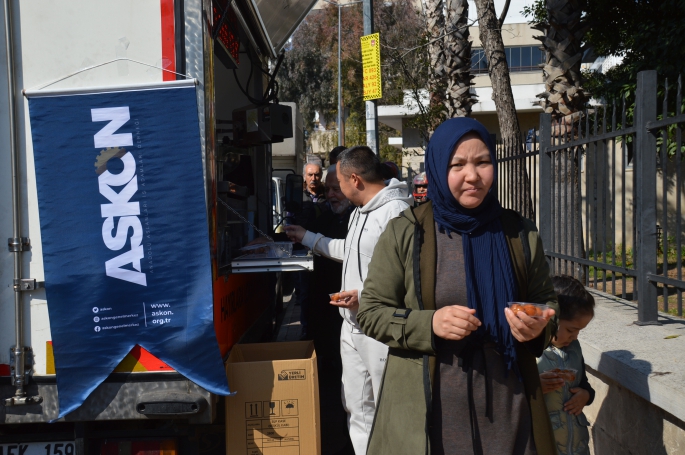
{"left": 297, "top": 162, "right": 327, "bottom": 230}
{"left": 296, "top": 162, "right": 327, "bottom": 339}
{"left": 310, "top": 165, "right": 354, "bottom": 455}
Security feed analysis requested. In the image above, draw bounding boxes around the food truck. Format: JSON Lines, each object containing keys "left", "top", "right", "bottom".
{"left": 0, "top": 0, "right": 316, "bottom": 452}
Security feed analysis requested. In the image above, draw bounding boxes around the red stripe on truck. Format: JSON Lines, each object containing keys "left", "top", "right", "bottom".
{"left": 0, "top": 364, "right": 9, "bottom": 376}
{"left": 131, "top": 345, "right": 174, "bottom": 371}
{"left": 160, "top": 0, "right": 176, "bottom": 81}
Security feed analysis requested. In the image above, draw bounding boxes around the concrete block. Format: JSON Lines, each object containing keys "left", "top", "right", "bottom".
{"left": 577, "top": 290, "right": 685, "bottom": 454}
{"left": 585, "top": 367, "right": 685, "bottom": 455}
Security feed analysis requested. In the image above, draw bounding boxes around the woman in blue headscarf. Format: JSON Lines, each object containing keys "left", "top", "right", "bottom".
{"left": 358, "top": 118, "right": 559, "bottom": 455}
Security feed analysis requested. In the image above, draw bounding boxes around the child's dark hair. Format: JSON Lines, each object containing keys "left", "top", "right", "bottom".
{"left": 552, "top": 275, "right": 595, "bottom": 320}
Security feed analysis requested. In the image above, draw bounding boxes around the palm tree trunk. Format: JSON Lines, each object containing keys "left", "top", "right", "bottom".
{"left": 535, "top": 0, "right": 589, "bottom": 278}
{"left": 425, "top": 0, "right": 448, "bottom": 126}
{"left": 443, "top": 0, "right": 476, "bottom": 117}
{"left": 533, "top": 0, "right": 588, "bottom": 116}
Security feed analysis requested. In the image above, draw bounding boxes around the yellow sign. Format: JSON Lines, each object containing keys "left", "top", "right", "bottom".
{"left": 360, "top": 33, "right": 382, "bottom": 101}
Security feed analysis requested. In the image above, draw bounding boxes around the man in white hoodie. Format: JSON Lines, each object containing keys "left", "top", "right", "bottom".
{"left": 285, "top": 146, "right": 412, "bottom": 455}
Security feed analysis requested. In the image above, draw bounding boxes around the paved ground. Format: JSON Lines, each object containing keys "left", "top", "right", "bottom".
{"left": 276, "top": 291, "right": 302, "bottom": 342}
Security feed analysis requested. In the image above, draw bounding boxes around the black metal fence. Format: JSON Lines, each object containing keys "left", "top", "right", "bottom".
{"left": 535, "top": 70, "right": 685, "bottom": 323}
{"left": 496, "top": 135, "right": 540, "bottom": 224}
{"left": 495, "top": 70, "right": 684, "bottom": 323}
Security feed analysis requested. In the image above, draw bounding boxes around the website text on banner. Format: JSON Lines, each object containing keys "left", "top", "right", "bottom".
{"left": 361, "top": 33, "right": 382, "bottom": 101}
{"left": 26, "top": 81, "right": 231, "bottom": 418}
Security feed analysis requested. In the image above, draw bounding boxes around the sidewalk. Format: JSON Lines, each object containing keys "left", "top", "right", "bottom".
{"left": 276, "top": 291, "right": 303, "bottom": 342}
{"left": 579, "top": 289, "right": 685, "bottom": 453}
{"left": 580, "top": 289, "right": 685, "bottom": 421}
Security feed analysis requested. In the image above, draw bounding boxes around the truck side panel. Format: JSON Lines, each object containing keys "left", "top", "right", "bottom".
{"left": 0, "top": 0, "right": 165, "bottom": 377}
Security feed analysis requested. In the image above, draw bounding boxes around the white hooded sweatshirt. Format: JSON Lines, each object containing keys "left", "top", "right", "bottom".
{"left": 301, "top": 178, "right": 413, "bottom": 330}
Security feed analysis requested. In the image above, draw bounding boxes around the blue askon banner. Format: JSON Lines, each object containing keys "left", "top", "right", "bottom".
{"left": 26, "top": 80, "right": 231, "bottom": 418}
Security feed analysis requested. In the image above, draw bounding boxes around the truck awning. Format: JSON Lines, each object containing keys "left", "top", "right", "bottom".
{"left": 235, "top": 0, "right": 318, "bottom": 58}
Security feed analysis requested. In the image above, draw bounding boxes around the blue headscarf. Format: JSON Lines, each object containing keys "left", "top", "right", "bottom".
{"left": 425, "top": 117, "right": 519, "bottom": 372}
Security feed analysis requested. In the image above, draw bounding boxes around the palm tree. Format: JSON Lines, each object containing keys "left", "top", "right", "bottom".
{"left": 425, "top": 0, "right": 448, "bottom": 124}
{"left": 533, "top": 0, "right": 588, "bottom": 118}
{"left": 424, "top": 0, "right": 476, "bottom": 120}
{"left": 443, "top": 0, "right": 477, "bottom": 118}
{"left": 533, "top": 0, "right": 589, "bottom": 278}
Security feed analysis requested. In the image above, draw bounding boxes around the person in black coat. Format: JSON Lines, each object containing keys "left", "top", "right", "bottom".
{"left": 310, "top": 165, "right": 354, "bottom": 455}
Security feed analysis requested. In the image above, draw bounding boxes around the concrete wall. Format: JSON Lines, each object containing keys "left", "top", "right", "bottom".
{"left": 473, "top": 72, "right": 543, "bottom": 88}
{"left": 470, "top": 22, "right": 540, "bottom": 48}
{"left": 579, "top": 290, "right": 685, "bottom": 455}
{"left": 309, "top": 130, "right": 337, "bottom": 159}
{"left": 470, "top": 112, "right": 541, "bottom": 139}
{"left": 402, "top": 146, "right": 425, "bottom": 179}
{"left": 585, "top": 367, "right": 685, "bottom": 455}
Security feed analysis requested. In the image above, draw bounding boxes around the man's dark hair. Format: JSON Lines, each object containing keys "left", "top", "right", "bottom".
{"left": 552, "top": 275, "right": 595, "bottom": 320}
{"left": 337, "top": 146, "right": 384, "bottom": 183}
{"left": 329, "top": 146, "right": 347, "bottom": 165}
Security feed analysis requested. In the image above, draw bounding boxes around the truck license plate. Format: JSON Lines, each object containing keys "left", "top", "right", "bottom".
{"left": 0, "top": 442, "right": 76, "bottom": 455}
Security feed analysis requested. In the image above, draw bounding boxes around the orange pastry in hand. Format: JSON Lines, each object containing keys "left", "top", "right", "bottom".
{"left": 508, "top": 302, "right": 547, "bottom": 318}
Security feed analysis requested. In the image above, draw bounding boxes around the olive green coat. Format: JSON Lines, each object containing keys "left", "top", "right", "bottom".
{"left": 357, "top": 202, "right": 559, "bottom": 455}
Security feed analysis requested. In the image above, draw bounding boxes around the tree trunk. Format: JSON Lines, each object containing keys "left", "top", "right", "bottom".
{"left": 551, "top": 144, "right": 587, "bottom": 281}
{"left": 473, "top": 0, "right": 534, "bottom": 219}
{"left": 533, "top": 0, "right": 588, "bottom": 116}
{"left": 425, "top": 0, "right": 448, "bottom": 127}
{"left": 535, "top": 0, "right": 589, "bottom": 278}
{"left": 444, "top": 0, "right": 477, "bottom": 117}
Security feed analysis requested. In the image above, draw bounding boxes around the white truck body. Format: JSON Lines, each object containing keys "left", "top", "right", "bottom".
{"left": 0, "top": 0, "right": 167, "bottom": 380}
{"left": 0, "top": 0, "right": 318, "bottom": 449}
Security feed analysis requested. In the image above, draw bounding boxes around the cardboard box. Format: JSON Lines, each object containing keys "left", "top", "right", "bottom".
{"left": 226, "top": 341, "right": 320, "bottom": 455}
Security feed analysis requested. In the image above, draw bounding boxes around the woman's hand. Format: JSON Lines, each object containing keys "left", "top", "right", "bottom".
{"left": 330, "top": 290, "right": 359, "bottom": 310}
{"left": 539, "top": 372, "right": 565, "bottom": 394}
{"left": 564, "top": 388, "right": 591, "bottom": 415}
{"left": 432, "top": 305, "right": 482, "bottom": 341}
{"left": 284, "top": 225, "right": 306, "bottom": 243}
{"left": 504, "top": 307, "right": 555, "bottom": 342}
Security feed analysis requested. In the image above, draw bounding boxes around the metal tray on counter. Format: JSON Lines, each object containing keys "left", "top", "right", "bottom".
{"left": 230, "top": 251, "right": 313, "bottom": 273}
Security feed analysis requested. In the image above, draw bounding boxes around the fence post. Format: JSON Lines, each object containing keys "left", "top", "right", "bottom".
{"left": 539, "top": 113, "right": 552, "bottom": 252}
{"left": 634, "top": 70, "right": 660, "bottom": 325}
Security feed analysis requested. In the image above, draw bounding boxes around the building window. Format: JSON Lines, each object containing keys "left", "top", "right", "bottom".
{"left": 471, "top": 48, "right": 489, "bottom": 74}
{"left": 471, "top": 46, "right": 545, "bottom": 74}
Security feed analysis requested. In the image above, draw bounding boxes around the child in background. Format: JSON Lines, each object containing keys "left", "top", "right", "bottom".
{"left": 537, "top": 275, "right": 596, "bottom": 455}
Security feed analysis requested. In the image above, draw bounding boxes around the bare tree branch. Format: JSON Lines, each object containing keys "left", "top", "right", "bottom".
{"left": 498, "top": 0, "right": 511, "bottom": 27}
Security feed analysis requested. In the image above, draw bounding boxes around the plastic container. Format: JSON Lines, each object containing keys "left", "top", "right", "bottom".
{"left": 269, "top": 242, "right": 293, "bottom": 258}
{"left": 507, "top": 302, "right": 551, "bottom": 318}
{"left": 544, "top": 367, "right": 578, "bottom": 383}
{"left": 329, "top": 292, "right": 344, "bottom": 302}
{"left": 239, "top": 241, "right": 293, "bottom": 258}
